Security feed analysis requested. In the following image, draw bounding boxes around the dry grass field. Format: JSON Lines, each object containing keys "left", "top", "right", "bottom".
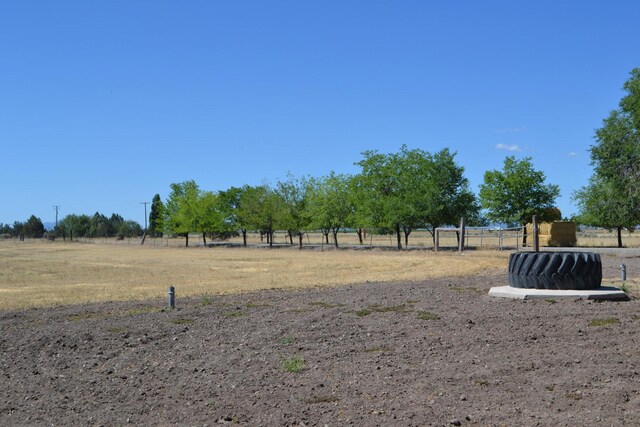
{"left": 0, "top": 239, "right": 509, "bottom": 311}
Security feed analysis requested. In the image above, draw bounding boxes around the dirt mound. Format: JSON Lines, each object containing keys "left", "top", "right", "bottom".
{"left": 1, "top": 259, "right": 639, "bottom": 425}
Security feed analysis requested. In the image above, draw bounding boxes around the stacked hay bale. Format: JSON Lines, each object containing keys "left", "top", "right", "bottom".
{"left": 525, "top": 221, "right": 577, "bottom": 247}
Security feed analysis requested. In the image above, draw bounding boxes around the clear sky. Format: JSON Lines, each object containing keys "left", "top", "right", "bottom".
{"left": 2, "top": 1, "right": 639, "bottom": 226}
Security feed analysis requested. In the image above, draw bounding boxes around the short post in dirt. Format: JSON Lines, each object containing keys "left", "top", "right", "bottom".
{"left": 532, "top": 215, "right": 539, "bottom": 253}
{"left": 620, "top": 264, "right": 627, "bottom": 281}
{"left": 168, "top": 286, "right": 175, "bottom": 309}
{"left": 458, "top": 217, "right": 465, "bottom": 252}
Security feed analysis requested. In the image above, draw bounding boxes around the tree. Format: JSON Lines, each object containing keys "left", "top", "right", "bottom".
{"left": 574, "top": 68, "right": 640, "bottom": 246}
{"left": 161, "top": 180, "right": 201, "bottom": 247}
{"left": 23, "top": 215, "right": 45, "bottom": 238}
{"left": 574, "top": 176, "right": 636, "bottom": 247}
{"left": 306, "top": 172, "right": 352, "bottom": 248}
{"left": 218, "top": 186, "right": 248, "bottom": 246}
{"left": 479, "top": 156, "right": 560, "bottom": 245}
{"left": 355, "top": 146, "right": 479, "bottom": 249}
{"left": 276, "top": 174, "right": 311, "bottom": 248}
{"left": 236, "top": 185, "right": 285, "bottom": 247}
{"left": 148, "top": 194, "right": 163, "bottom": 237}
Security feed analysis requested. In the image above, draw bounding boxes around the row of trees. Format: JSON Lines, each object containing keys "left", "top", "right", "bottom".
{"left": 1, "top": 212, "right": 143, "bottom": 240}
{"left": 54, "top": 212, "right": 143, "bottom": 239}
{"left": 574, "top": 68, "right": 640, "bottom": 247}
{"left": 155, "top": 146, "right": 561, "bottom": 249}
{"left": 0, "top": 215, "right": 47, "bottom": 238}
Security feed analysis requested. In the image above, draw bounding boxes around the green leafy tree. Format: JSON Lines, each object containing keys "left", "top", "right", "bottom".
{"left": 355, "top": 146, "right": 479, "bottom": 249}
{"left": 306, "top": 172, "right": 352, "bottom": 248}
{"left": 276, "top": 174, "right": 311, "bottom": 248}
{"left": 161, "top": 180, "right": 201, "bottom": 247}
{"left": 23, "top": 215, "right": 45, "bottom": 238}
{"left": 218, "top": 186, "right": 248, "bottom": 246}
{"left": 574, "top": 176, "right": 635, "bottom": 247}
{"left": 116, "top": 220, "right": 143, "bottom": 238}
{"left": 479, "top": 156, "right": 560, "bottom": 245}
{"left": 237, "top": 184, "right": 285, "bottom": 247}
{"left": 56, "top": 214, "right": 91, "bottom": 238}
{"left": 574, "top": 68, "right": 640, "bottom": 247}
{"left": 148, "top": 194, "right": 163, "bottom": 237}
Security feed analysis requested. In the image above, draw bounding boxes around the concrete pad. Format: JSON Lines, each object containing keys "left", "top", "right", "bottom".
{"left": 488, "top": 285, "right": 628, "bottom": 301}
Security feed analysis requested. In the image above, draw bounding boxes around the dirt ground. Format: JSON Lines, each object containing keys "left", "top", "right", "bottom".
{"left": 1, "top": 252, "right": 640, "bottom": 426}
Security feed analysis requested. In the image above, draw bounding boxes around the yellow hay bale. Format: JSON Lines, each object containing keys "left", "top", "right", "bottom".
{"left": 526, "top": 221, "right": 576, "bottom": 247}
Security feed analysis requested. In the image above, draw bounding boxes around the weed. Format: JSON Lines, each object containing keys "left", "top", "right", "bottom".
{"left": 417, "top": 310, "right": 440, "bottom": 321}
{"left": 633, "top": 315, "right": 640, "bottom": 321}
{"left": 305, "top": 395, "right": 339, "bottom": 404}
{"left": 125, "top": 307, "right": 163, "bottom": 316}
{"left": 171, "top": 318, "right": 194, "bottom": 325}
{"left": 565, "top": 390, "right": 583, "bottom": 400}
{"left": 544, "top": 298, "right": 557, "bottom": 304}
{"left": 282, "top": 356, "right": 305, "bottom": 373}
{"left": 621, "top": 283, "right": 630, "bottom": 294}
{"left": 365, "top": 347, "right": 392, "bottom": 352}
{"left": 67, "top": 312, "right": 102, "bottom": 321}
{"left": 246, "top": 302, "right": 270, "bottom": 308}
{"left": 288, "top": 308, "right": 311, "bottom": 313}
{"left": 405, "top": 299, "right": 419, "bottom": 304}
{"left": 475, "top": 379, "right": 490, "bottom": 386}
{"left": 201, "top": 295, "right": 213, "bottom": 306}
{"left": 545, "top": 385, "right": 555, "bottom": 391}
{"left": 107, "top": 326, "right": 128, "bottom": 333}
{"left": 308, "top": 301, "right": 345, "bottom": 308}
{"left": 222, "top": 311, "right": 244, "bottom": 318}
{"left": 279, "top": 336, "right": 295, "bottom": 345}
{"left": 355, "top": 304, "right": 413, "bottom": 317}
{"left": 588, "top": 318, "right": 620, "bottom": 327}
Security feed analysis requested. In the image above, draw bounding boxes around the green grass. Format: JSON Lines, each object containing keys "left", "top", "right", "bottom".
{"left": 544, "top": 298, "right": 557, "bottom": 304}
{"left": 125, "top": 306, "right": 164, "bottom": 316}
{"left": 308, "top": 301, "right": 346, "bottom": 308}
{"left": 107, "top": 326, "right": 128, "bottom": 333}
{"left": 282, "top": 356, "right": 305, "bottom": 373}
{"left": 201, "top": 294, "right": 213, "bottom": 306}
{"left": 355, "top": 304, "right": 414, "bottom": 317}
{"left": 417, "top": 310, "right": 440, "bottom": 320}
{"left": 588, "top": 318, "right": 620, "bottom": 327}
{"left": 171, "top": 318, "right": 194, "bottom": 325}
{"left": 279, "top": 336, "right": 295, "bottom": 345}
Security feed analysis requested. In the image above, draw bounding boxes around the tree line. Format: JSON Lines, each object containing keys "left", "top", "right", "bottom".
{"left": 153, "top": 145, "right": 560, "bottom": 249}
{"left": 0, "top": 212, "right": 143, "bottom": 240}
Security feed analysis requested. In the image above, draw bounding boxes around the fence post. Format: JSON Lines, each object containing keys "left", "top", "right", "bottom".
{"left": 435, "top": 229, "right": 439, "bottom": 251}
{"left": 458, "top": 217, "right": 465, "bottom": 252}
{"left": 532, "top": 215, "right": 539, "bottom": 253}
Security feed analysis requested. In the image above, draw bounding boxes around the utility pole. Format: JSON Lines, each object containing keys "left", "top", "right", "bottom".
{"left": 53, "top": 205, "right": 61, "bottom": 227}
{"left": 140, "top": 202, "right": 149, "bottom": 231}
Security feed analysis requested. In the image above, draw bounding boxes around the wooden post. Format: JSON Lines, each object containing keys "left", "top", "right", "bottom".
{"left": 532, "top": 215, "right": 539, "bottom": 253}
{"left": 435, "top": 229, "right": 439, "bottom": 251}
{"left": 458, "top": 217, "right": 466, "bottom": 252}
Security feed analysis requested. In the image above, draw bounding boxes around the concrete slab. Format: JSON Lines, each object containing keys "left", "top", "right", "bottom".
{"left": 488, "top": 285, "right": 628, "bottom": 301}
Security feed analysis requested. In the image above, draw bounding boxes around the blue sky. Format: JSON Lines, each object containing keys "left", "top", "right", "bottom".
{"left": 1, "top": 1, "right": 639, "bottom": 226}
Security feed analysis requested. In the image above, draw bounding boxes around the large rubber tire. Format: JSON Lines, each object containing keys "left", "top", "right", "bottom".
{"left": 508, "top": 252, "right": 602, "bottom": 290}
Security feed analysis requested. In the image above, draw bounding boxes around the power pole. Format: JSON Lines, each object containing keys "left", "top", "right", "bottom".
{"left": 53, "top": 205, "right": 61, "bottom": 227}
{"left": 140, "top": 202, "right": 149, "bottom": 231}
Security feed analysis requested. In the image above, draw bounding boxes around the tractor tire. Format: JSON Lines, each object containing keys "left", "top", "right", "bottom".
{"left": 508, "top": 252, "right": 602, "bottom": 290}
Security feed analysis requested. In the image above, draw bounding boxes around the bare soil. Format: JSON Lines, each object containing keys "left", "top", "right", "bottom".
{"left": 2, "top": 253, "right": 640, "bottom": 426}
